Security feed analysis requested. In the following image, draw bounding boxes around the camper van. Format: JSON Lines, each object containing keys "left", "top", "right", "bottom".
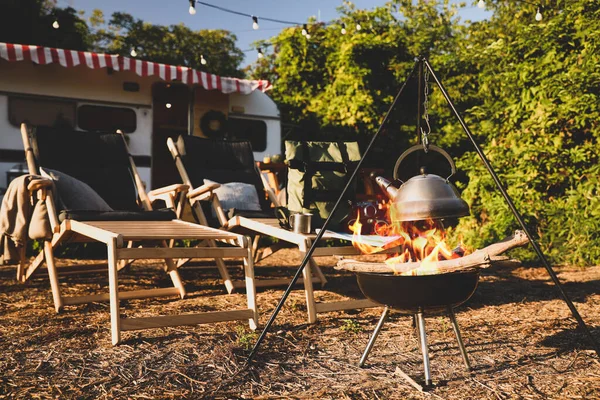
{"left": 0, "top": 42, "right": 280, "bottom": 194}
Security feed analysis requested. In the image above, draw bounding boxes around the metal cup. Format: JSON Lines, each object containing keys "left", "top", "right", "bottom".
{"left": 290, "top": 213, "right": 312, "bottom": 234}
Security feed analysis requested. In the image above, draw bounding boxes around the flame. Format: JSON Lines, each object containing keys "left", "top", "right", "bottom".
{"left": 349, "top": 201, "right": 468, "bottom": 276}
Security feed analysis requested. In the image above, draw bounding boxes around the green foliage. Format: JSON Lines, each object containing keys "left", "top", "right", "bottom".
{"left": 91, "top": 11, "right": 244, "bottom": 77}
{"left": 250, "top": 0, "right": 600, "bottom": 266}
{"left": 0, "top": 0, "right": 92, "bottom": 50}
{"left": 235, "top": 325, "right": 258, "bottom": 350}
{"left": 340, "top": 318, "right": 362, "bottom": 334}
{"left": 454, "top": 0, "right": 600, "bottom": 265}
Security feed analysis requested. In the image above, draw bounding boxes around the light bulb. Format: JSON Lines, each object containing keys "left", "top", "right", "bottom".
{"left": 189, "top": 0, "right": 196, "bottom": 15}
{"left": 130, "top": 48, "right": 137, "bottom": 57}
{"left": 477, "top": 0, "right": 485, "bottom": 9}
{"left": 52, "top": 20, "right": 59, "bottom": 29}
{"left": 257, "top": 48, "right": 264, "bottom": 59}
{"left": 356, "top": 23, "right": 361, "bottom": 31}
{"left": 165, "top": 103, "right": 172, "bottom": 109}
{"left": 535, "top": 8, "right": 542, "bottom": 21}
{"left": 301, "top": 24, "right": 308, "bottom": 36}
{"left": 341, "top": 23, "right": 346, "bottom": 35}
{"left": 252, "top": 16, "right": 259, "bottom": 30}
{"left": 306, "top": 33, "right": 311, "bottom": 39}
{"left": 200, "top": 55, "right": 207, "bottom": 65}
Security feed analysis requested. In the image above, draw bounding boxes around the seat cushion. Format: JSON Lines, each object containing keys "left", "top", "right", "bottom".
{"left": 41, "top": 168, "right": 113, "bottom": 212}
{"left": 204, "top": 179, "right": 262, "bottom": 213}
{"left": 58, "top": 208, "right": 176, "bottom": 222}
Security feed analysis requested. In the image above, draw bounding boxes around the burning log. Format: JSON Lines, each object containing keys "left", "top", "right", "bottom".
{"left": 336, "top": 230, "right": 529, "bottom": 275}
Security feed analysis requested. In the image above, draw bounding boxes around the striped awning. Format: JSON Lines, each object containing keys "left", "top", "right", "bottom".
{"left": 0, "top": 42, "right": 271, "bottom": 94}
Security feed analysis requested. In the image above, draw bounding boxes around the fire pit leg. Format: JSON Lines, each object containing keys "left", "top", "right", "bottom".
{"left": 358, "top": 307, "right": 390, "bottom": 368}
{"left": 447, "top": 306, "right": 471, "bottom": 371}
{"left": 416, "top": 312, "right": 433, "bottom": 386}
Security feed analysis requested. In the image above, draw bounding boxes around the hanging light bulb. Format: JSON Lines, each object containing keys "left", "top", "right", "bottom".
{"left": 477, "top": 0, "right": 485, "bottom": 9}
{"left": 252, "top": 16, "right": 259, "bottom": 30}
{"left": 165, "top": 103, "right": 172, "bottom": 109}
{"left": 301, "top": 24, "right": 308, "bottom": 36}
{"left": 130, "top": 48, "right": 137, "bottom": 57}
{"left": 188, "top": 0, "right": 196, "bottom": 15}
{"left": 356, "top": 22, "right": 361, "bottom": 31}
{"left": 535, "top": 8, "right": 543, "bottom": 21}
{"left": 257, "top": 48, "right": 264, "bottom": 59}
{"left": 306, "top": 33, "right": 311, "bottom": 40}
{"left": 341, "top": 23, "right": 347, "bottom": 35}
{"left": 52, "top": 19, "right": 60, "bottom": 29}
{"left": 200, "top": 55, "right": 207, "bottom": 65}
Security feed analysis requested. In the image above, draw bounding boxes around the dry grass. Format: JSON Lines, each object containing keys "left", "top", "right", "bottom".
{"left": 1, "top": 249, "right": 599, "bottom": 399}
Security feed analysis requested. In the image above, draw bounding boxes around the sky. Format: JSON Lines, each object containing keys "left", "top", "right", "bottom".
{"left": 61, "top": 0, "right": 491, "bottom": 67}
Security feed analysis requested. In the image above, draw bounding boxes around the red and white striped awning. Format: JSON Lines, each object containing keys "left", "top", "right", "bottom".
{"left": 0, "top": 42, "right": 271, "bottom": 94}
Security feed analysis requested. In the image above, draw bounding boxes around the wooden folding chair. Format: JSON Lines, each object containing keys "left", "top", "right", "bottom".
{"left": 167, "top": 135, "right": 387, "bottom": 323}
{"left": 20, "top": 123, "right": 257, "bottom": 345}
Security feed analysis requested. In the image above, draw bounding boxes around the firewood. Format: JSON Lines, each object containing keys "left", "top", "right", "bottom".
{"left": 335, "top": 230, "right": 529, "bottom": 275}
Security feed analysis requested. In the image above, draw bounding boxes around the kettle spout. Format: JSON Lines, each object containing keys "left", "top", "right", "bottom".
{"left": 373, "top": 175, "right": 399, "bottom": 201}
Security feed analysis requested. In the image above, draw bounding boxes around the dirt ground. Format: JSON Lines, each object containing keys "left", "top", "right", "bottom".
{"left": 1, "top": 248, "right": 600, "bottom": 399}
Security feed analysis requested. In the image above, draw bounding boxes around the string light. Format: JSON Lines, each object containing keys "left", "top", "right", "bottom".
{"left": 535, "top": 7, "right": 542, "bottom": 21}
{"left": 130, "top": 48, "right": 137, "bottom": 57}
{"left": 341, "top": 23, "right": 347, "bottom": 35}
{"left": 257, "top": 48, "right": 264, "bottom": 59}
{"left": 305, "top": 33, "right": 311, "bottom": 40}
{"left": 52, "top": 19, "right": 60, "bottom": 29}
{"left": 188, "top": 0, "right": 196, "bottom": 15}
{"left": 301, "top": 24, "right": 308, "bottom": 36}
{"left": 252, "top": 16, "right": 259, "bottom": 30}
{"left": 200, "top": 54, "right": 207, "bottom": 65}
{"left": 165, "top": 103, "right": 172, "bottom": 109}
{"left": 355, "top": 22, "right": 361, "bottom": 31}
{"left": 477, "top": 0, "right": 485, "bottom": 9}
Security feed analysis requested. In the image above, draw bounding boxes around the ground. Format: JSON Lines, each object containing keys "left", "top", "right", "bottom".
{"left": 1, "top": 249, "right": 599, "bottom": 399}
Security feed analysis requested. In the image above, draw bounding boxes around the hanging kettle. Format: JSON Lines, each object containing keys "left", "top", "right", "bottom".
{"left": 374, "top": 144, "right": 469, "bottom": 222}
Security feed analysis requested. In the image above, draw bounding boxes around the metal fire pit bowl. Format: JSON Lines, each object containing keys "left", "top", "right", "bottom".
{"left": 355, "top": 270, "right": 480, "bottom": 389}
{"left": 356, "top": 270, "right": 479, "bottom": 314}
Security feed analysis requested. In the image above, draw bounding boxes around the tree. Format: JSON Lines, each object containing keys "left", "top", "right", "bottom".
{"left": 453, "top": 0, "right": 600, "bottom": 265}
{"left": 91, "top": 11, "right": 244, "bottom": 78}
{"left": 0, "top": 0, "right": 91, "bottom": 50}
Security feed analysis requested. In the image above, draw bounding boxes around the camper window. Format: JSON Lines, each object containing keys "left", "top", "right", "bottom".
{"left": 227, "top": 117, "right": 267, "bottom": 152}
{"left": 78, "top": 105, "right": 137, "bottom": 133}
{"left": 9, "top": 96, "right": 76, "bottom": 128}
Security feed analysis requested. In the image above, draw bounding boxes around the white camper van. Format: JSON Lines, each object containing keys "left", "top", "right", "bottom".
{"left": 0, "top": 42, "right": 280, "bottom": 194}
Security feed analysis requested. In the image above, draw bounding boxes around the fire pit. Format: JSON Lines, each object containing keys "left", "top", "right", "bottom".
{"left": 336, "top": 144, "right": 530, "bottom": 389}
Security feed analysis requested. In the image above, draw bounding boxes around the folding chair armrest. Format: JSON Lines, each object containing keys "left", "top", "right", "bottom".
{"left": 27, "top": 177, "right": 53, "bottom": 192}
{"left": 187, "top": 182, "right": 221, "bottom": 201}
{"left": 27, "top": 177, "right": 54, "bottom": 200}
{"left": 148, "top": 183, "right": 189, "bottom": 198}
{"left": 147, "top": 184, "right": 189, "bottom": 208}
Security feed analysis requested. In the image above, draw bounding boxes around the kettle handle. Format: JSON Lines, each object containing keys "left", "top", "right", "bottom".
{"left": 393, "top": 144, "right": 457, "bottom": 181}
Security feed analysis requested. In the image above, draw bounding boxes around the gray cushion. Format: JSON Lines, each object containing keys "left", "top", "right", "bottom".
{"left": 204, "top": 179, "right": 261, "bottom": 212}
{"left": 41, "top": 168, "right": 113, "bottom": 212}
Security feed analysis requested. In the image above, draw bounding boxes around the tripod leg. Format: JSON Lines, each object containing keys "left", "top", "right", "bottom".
{"left": 359, "top": 307, "right": 390, "bottom": 367}
{"left": 447, "top": 306, "right": 471, "bottom": 371}
{"left": 416, "top": 312, "right": 432, "bottom": 386}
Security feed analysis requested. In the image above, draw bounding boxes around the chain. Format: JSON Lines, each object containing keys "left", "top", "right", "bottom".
{"left": 420, "top": 66, "right": 431, "bottom": 152}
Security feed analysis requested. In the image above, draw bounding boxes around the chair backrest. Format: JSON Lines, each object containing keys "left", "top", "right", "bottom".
{"left": 174, "top": 135, "right": 272, "bottom": 212}
{"left": 27, "top": 126, "right": 141, "bottom": 211}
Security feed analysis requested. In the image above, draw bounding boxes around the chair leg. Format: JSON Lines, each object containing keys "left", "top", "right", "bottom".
{"left": 44, "top": 241, "right": 63, "bottom": 313}
{"left": 107, "top": 238, "right": 121, "bottom": 345}
{"left": 240, "top": 236, "right": 258, "bottom": 330}
{"left": 162, "top": 240, "right": 187, "bottom": 298}
{"left": 191, "top": 200, "right": 235, "bottom": 294}
{"left": 300, "top": 239, "right": 317, "bottom": 323}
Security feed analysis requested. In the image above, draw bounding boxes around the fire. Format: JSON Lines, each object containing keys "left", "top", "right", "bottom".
{"left": 349, "top": 204, "right": 468, "bottom": 275}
